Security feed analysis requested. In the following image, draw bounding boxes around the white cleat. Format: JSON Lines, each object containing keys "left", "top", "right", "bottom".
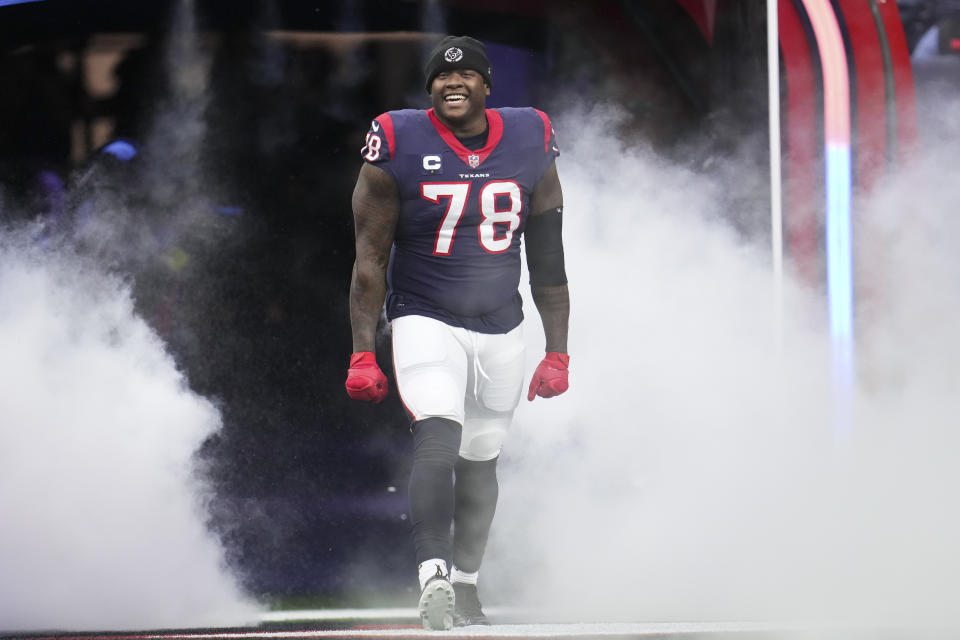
{"left": 418, "top": 571, "right": 455, "bottom": 630}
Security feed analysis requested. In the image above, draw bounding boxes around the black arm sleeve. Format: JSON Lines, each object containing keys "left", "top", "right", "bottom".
{"left": 524, "top": 207, "right": 567, "bottom": 286}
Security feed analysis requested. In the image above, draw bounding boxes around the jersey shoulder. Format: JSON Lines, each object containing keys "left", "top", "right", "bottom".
{"left": 495, "top": 106, "right": 549, "bottom": 122}
{"left": 493, "top": 107, "right": 559, "bottom": 158}
{"left": 361, "top": 109, "right": 431, "bottom": 165}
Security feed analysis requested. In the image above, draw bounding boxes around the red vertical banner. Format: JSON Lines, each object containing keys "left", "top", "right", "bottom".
{"left": 876, "top": 0, "right": 919, "bottom": 162}
{"left": 835, "top": 0, "right": 888, "bottom": 193}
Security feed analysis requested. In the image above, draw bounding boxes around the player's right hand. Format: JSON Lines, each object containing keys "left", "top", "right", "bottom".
{"left": 345, "top": 351, "right": 388, "bottom": 403}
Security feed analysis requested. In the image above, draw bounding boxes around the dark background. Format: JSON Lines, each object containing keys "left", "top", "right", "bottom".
{"left": 3, "top": 0, "right": 950, "bottom": 607}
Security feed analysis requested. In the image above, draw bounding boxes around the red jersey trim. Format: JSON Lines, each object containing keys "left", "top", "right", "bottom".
{"left": 426, "top": 108, "right": 504, "bottom": 167}
{"left": 533, "top": 109, "right": 552, "bottom": 153}
{"left": 375, "top": 113, "right": 396, "bottom": 158}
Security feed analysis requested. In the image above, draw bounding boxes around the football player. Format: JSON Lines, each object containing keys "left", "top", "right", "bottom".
{"left": 346, "top": 35, "right": 570, "bottom": 630}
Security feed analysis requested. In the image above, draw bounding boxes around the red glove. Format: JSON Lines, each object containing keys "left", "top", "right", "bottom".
{"left": 527, "top": 352, "right": 570, "bottom": 401}
{"left": 345, "top": 351, "right": 388, "bottom": 403}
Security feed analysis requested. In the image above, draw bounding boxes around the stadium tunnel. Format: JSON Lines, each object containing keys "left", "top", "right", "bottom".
{"left": 0, "top": 0, "right": 923, "bottom": 600}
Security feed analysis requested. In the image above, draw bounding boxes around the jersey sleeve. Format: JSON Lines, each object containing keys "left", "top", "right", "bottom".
{"left": 533, "top": 109, "right": 560, "bottom": 162}
{"left": 360, "top": 113, "right": 396, "bottom": 166}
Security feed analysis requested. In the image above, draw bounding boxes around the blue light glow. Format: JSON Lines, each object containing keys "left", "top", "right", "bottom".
{"left": 0, "top": 0, "right": 46, "bottom": 6}
{"left": 825, "top": 143, "right": 855, "bottom": 430}
{"left": 101, "top": 140, "right": 138, "bottom": 162}
{"left": 826, "top": 144, "right": 853, "bottom": 343}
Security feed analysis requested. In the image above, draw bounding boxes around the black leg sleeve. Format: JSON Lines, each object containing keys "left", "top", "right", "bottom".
{"left": 452, "top": 456, "right": 499, "bottom": 574}
{"left": 408, "top": 417, "right": 463, "bottom": 565}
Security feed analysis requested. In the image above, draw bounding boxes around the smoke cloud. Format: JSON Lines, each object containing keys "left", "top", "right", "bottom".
{"left": 0, "top": 233, "right": 259, "bottom": 632}
{"left": 0, "top": 0, "right": 260, "bottom": 632}
{"left": 489, "top": 103, "right": 960, "bottom": 630}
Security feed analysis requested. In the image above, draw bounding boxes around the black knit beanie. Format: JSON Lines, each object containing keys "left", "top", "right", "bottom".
{"left": 423, "top": 35, "right": 492, "bottom": 93}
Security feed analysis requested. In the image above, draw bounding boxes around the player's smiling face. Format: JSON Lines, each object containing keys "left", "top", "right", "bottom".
{"left": 430, "top": 69, "right": 490, "bottom": 133}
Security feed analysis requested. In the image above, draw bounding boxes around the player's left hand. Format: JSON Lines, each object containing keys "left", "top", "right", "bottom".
{"left": 527, "top": 352, "right": 570, "bottom": 401}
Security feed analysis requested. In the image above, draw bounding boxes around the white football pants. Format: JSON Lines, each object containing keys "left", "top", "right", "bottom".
{"left": 391, "top": 314, "right": 525, "bottom": 461}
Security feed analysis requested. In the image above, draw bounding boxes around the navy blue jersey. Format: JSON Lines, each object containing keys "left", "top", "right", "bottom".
{"left": 361, "top": 107, "right": 559, "bottom": 334}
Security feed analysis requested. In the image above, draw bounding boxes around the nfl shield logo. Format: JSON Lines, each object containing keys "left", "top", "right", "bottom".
{"left": 468, "top": 154, "right": 480, "bottom": 168}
